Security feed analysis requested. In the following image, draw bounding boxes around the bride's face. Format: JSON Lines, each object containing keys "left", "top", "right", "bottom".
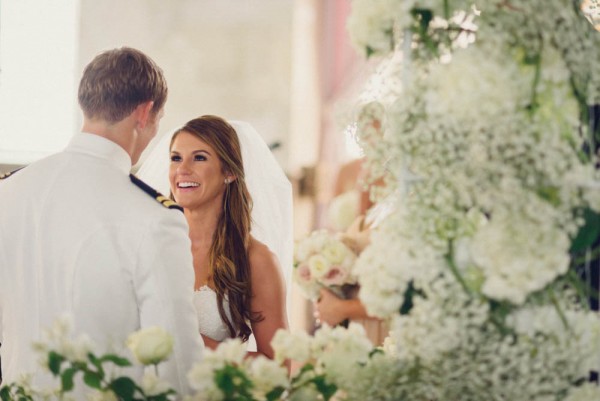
{"left": 169, "top": 131, "right": 228, "bottom": 211}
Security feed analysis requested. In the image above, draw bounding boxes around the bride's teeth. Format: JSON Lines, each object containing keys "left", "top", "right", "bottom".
{"left": 179, "top": 182, "right": 199, "bottom": 188}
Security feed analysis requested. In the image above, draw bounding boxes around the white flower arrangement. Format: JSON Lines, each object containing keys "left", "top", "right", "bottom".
{"left": 185, "top": 339, "right": 288, "bottom": 401}
{"left": 293, "top": 229, "right": 358, "bottom": 301}
{"left": 2, "top": 316, "right": 177, "bottom": 401}
{"left": 344, "top": 0, "right": 600, "bottom": 400}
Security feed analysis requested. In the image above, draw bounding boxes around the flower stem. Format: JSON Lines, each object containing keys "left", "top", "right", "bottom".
{"left": 445, "top": 241, "right": 471, "bottom": 295}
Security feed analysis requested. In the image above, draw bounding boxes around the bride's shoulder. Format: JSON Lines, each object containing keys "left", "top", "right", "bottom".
{"left": 248, "top": 236, "right": 281, "bottom": 273}
{"left": 247, "top": 236, "right": 285, "bottom": 290}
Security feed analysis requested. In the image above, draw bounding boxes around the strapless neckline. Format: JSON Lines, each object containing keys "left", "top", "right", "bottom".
{"left": 193, "top": 285, "right": 232, "bottom": 341}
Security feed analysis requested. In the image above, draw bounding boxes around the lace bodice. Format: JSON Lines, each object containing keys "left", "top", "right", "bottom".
{"left": 193, "top": 285, "right": 233, "bottom": 342}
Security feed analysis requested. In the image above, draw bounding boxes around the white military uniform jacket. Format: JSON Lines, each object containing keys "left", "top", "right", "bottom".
{"left": 0, "top": 133, "right": 203, "bottom": 394}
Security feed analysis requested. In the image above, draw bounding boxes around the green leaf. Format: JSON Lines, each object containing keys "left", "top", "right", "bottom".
{"left": 61, "top": 367, "right": 78, "bottom": 392}
{"left": 214, "top": 365, "right": 254, "bottom": 399}
{"left": 570, "top": 208, "right": 600, "bottom": 253}
{"left": 48, "top": 351, "right": 65, "bottom": 376}
{"left": 266, "top": 386, "right": 285, "bottom": 401}
{"left": 311, "top": 376, "right": 337, "bottom": 401}
{"left": 0, "top": 386, "right": 12, "bottom": 401}
{"left": 109, "top": 377, "right": 137, "bottom": 401}
{"left": 100, "top": 354, "right": 132, "bottom": 367}
{"left": 399, "top": 281, "right": 425, "bottom": 315}
{"left": 368, "top": 348, "right": 384, "bottom": 358}
{"left": 83, "top": 371, "right": 102, "bottom": 390}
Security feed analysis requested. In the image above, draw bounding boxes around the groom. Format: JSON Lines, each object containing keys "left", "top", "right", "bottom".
{"left": 0, "top": 47, "right": 203, "bottom": 394}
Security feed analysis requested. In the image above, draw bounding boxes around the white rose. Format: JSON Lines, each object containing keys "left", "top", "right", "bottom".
{"left": 140, "top": 371, "right": 172, "bottom": 397}
{"left": 127, "top": 326, "right": 174, "bottom": 365}
{"left": 308, "top": 254, "right": 331, "bottom": 279}
{"left": 294, "top": 239, "right": 313, "bottom": 263}
{"left": 321, "top": 239, "right": 351, "bottom": 265}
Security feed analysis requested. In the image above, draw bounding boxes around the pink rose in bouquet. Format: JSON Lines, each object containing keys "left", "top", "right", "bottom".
{"left": 293, "top": 230, "right": 358, "bottom": 300}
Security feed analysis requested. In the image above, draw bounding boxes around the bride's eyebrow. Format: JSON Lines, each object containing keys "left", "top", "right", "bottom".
{"left": 191, "top": 150, "right": 211, "bottom": 156}
{"left": 170, "top": 149, "right": 211, "bottom": 155}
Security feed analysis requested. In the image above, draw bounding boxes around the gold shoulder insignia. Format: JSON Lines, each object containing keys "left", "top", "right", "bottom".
{"left": 129, "top": 174, "right": 183, "bottom": 212}
{"left": 0, "top": 167, "right": 24, "bottom": 180}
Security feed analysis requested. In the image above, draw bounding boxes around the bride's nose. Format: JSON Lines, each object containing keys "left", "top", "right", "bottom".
{"left": 176, "top": 159, "right": 192, "bottom": 174}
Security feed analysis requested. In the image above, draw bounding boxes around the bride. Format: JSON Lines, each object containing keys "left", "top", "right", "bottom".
{"left": 138, "top": 115, "right": 292, "bottom": 361}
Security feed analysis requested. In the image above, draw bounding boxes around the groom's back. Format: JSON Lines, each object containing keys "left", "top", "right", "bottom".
{"left": 0, "top": 141, "right": 202, "bottom": 393}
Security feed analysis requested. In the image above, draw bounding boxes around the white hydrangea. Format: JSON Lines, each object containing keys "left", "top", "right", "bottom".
{"left": 271, "top": 328, "right": 313, "bottom": 365}
{"left": 386, "top": 276, "right": 489, "bottom": 364}
{"left": 347, "top": 0, "right": 402, "bottom": 57}
{"left": 470, "top": 207, "right": 570, "bottom": 305}
{"left": 247, "top": 356, "right": 289, "bottom": 399}
{"left": 423, "top": 45, "right": 529, "bottom": 126}
{"left": 312, "top": 323, "right": 374, "bottom": 383}
{"left": 508, "top": 304, "right": 600, "bottom": 376}
{"left": 565, "top": 383, "right": 600, "bottom": 401}
{"left": 355, "top": 205, "right": 445, "bottom": 318}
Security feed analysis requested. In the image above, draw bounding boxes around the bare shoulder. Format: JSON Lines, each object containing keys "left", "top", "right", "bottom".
{"left": 248, "top": 237, "right": 281, "bottom": 277}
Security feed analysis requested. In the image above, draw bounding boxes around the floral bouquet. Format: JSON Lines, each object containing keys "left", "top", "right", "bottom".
{"left": 293, "top": 229, "right": 359, "bottom": 302}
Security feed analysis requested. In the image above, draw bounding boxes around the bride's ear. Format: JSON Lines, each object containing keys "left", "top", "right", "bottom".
{"left": 224, "top": 174, "right": 237, "bottom": 184}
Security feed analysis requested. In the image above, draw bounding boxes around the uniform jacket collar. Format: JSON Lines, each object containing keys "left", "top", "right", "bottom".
{"left": 66, "top": 133, "right": 132, "bottom": 174}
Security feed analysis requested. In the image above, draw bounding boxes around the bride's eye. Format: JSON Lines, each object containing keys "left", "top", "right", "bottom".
{"left": 170, "top": 155, "right": 181, "bottom": 162}
{"left": 194, "top": 155, "right": 207, "bottom": 161}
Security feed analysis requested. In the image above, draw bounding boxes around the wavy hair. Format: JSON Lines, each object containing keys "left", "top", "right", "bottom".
{"left": 170, "top": 115, "right": 261, "bottom": 341}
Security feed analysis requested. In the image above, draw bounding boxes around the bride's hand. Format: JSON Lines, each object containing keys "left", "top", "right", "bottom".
{"left": 201, "top": 334, "right": 221, "bottom": 350}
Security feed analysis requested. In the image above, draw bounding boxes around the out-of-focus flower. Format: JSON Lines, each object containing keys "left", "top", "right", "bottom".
{"left": 127, "top": 326, "right": 174, "bottom": 365}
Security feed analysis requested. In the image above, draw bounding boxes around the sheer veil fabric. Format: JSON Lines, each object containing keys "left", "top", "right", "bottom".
{"left": 136, "top": 121, "right": 294, "bottom": 314}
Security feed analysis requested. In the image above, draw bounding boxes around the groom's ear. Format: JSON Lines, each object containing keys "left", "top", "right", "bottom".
{"left": 134, "top": 101, "right": 154, "bottom": 129}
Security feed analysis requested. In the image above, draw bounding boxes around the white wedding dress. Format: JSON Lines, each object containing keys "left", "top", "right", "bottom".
{"left": 193, "top": 286, "right": 232, "bottom": 341}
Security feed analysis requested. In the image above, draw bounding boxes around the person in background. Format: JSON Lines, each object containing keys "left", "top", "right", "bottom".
{"left": 316, "top": 157, "right": 388, "bottom": 345}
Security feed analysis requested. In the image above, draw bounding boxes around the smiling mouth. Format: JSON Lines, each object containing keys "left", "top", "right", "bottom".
{"left": 177, "top": 181, "right": 200, "bottom": 189}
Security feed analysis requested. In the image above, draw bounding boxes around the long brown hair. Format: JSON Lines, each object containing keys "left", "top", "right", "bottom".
{"left": 170, "top": 115, "right": 260, "bottom": 341}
